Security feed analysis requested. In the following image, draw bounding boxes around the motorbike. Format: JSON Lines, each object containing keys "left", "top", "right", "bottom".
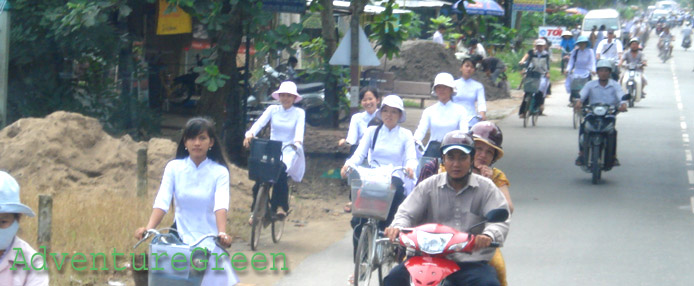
{"left": 659, "top": 38, "right": 672, "bottom": 63}
{"left": 246, "top": 64, "right": 349, "bottom": 127}
{"left": 682, "top": 35, "right": 691, "bottom": 50}
{"left": 392, "top": 209, "right": 509, "bottom": 286}
{"left": 620, "top": 63, "right": 643, "bottom": 107}
{"left": 577, "top": 96, "right": 629, "bottom": 184}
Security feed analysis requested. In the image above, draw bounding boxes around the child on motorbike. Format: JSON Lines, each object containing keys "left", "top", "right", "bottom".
{"left": 134, "top": 117, "right": 238, "bottom": 286}
{"left": 0, "top": 171, "right": 50, "bottom": 285}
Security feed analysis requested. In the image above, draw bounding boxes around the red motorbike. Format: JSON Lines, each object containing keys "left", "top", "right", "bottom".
{"left": 394, "top": 209, "right": 509, "bottom": 286}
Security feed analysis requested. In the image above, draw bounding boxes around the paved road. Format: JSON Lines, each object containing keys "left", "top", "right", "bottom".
{"left": 275, "top": 28, "right": 694, "bottom": 285}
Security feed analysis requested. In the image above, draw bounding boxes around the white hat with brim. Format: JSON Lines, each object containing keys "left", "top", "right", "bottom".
{"left": 433, "top": 72, "right": 456, "bottom": 91}
{"left": 375, "top": 95, "right": 406, "bottom": 123}
{"left": 442, "top": 145, "right": 474, "bottom": 155}
{"left": 271, "top": 81, "right": 303, "bottom": 103}
{"left": 0, "top": 171, "right": 35, "bottom": 217}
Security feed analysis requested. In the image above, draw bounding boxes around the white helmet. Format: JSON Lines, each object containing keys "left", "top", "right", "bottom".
{"left": 534, "top": 38, "right": 547, "bottom": 46}
{"left": 562, "top": 30, "right": 573, "bottom": 37}
{"left": 376, "top": 95, "right": 407, "bottom": 123}
{"left": 433, "top": 72, "right": 456, "bottom": 90}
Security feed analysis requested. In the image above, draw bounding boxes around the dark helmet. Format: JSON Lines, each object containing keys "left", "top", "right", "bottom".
{"left": 440, "top": 130, "right": 475, "bottom": 157}
{"left": 470, "top": 121, "right": 504, "bottom": 161}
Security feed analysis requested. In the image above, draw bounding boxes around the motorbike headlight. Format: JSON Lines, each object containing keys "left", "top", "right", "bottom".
{"left": 417, "top": 232, "right": 453, "bottom": 254}
{"left": 629, "top": 71, "right": 635, "bottom": 77}
{"left": 592, "top": 106, "right": 608, "bottom": 116}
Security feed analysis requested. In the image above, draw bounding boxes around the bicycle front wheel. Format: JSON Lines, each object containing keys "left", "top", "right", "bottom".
{"left": 354, "top": 224, "right": 375, "bottom": 286}
{"left": 251, "top": 183, "right": 269, "bottom": 251}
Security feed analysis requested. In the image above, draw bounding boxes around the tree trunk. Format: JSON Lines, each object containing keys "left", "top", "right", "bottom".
{"left": 117, "top": 16, "right": 134, "bottom": 131}
{"left": 320, "top": 0, "right": 339, "bottom": 128}
{"left": 196, "top": 7, "right": 246, "bottom": 165}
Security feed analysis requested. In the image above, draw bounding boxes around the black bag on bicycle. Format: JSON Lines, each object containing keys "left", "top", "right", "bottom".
{"left": 248, "top": 139, "right": 283, "bottom": 182}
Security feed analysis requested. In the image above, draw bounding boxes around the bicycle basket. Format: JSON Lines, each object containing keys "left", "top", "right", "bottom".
{"left": 570, "top": 75, "right": 590, "bottom": 91}
{"left": 350, "top": 178, "right": 395, "bottom": 221}
{"left": 248, "top": 139, "right": 284, "bottom": 182}
{"left": 148, "top": 233, "right": 208, "bottom": 286}
{"left": 523, "top": 77, "right": 540, "bottom": 93}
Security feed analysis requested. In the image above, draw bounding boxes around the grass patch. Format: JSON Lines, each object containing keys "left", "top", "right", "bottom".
{"left": 403, "top": 99, "right": 421, "bottom": 108}
{"left": 506, "top": 72, "right": 523, "bottom": 90}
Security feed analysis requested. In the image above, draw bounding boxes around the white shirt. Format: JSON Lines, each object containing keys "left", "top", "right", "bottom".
{"left": 453, "top": 77, "right": 486, "bottom": 116}
{"left": 566, "top": 48, "right": 596, "bottom": 78}
{"left": 433, "top": 31, "right": 445, "bottom": 45}
{"left": 153, "top": 157, "right": 230, "bottom": 250}
{"left": 596, "top": 38, "right": 623, "bottom": 61}
{"left": 246, "top": 105, "right": 305, "bottom": 145}
{"left": 345, "top": 111, "right": 377, "bottom": 145}
{"left": 245, "top": 104, "right": 306, "bottom": 182}
{"left": 346, "top": 125, "right": 418, "bottom": 172}
{"left": 0, "top": 237, "right": 49, "bottom": 286}
{"left": 476, "top": 43, "right": 487, "bottom": 58}
{"left": 413, "top": 100, "right": 470, "bottom": 143}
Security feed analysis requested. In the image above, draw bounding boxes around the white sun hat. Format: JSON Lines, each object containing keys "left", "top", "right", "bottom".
{"left": 534, "top": 38, "right": 547, "bottom": 46}
{"left": 0, "top": 171, "right": 35, "bottom": 217}
{"left": 375, "top": 95, "right": 406, "bottom": 123}
{"left": 433, "top": 72, "right": 456, "bottom": 91}
{"left": 271, "top": 81, "right": 303, "bottom": 103}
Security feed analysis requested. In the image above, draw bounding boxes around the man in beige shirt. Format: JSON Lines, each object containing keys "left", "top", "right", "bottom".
{"left": 383, "top": 131, "right": 509, "bottom": 286}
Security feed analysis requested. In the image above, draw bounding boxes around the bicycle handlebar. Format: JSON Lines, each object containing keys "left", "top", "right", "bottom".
{"left": 134, "top": 229, "right": 229, "bottom": 250}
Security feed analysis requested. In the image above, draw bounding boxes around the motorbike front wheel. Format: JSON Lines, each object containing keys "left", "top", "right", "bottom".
{"left": 591, "top": 144, "right": 602, "bottom": 184}
{"left": 628, "top": 86, "right": 635, "bottom": 107}
{"left": 354, "top": 225, "right": 375, "bottom": 286}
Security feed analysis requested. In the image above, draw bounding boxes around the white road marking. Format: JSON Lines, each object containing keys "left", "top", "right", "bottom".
{"left": 691, "top": 197, "right": 694, "bottom": 214}
{"left": 682, "top": 122, "right": 688, "bottom": 130}
{"left": 678, "top": 103, "right": 684, "bottom": 111}
{"left": 684, "top": 134, "right": 691, "bottom": 143}
{"left": 686, "top": 150, "right": 693, "bottom": 162}
{"left": 689, "top": 170, "right": 694, "bottom": 185}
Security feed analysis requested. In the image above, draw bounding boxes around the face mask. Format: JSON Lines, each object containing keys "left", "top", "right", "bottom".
{"left": 0, "top": 220, "right": 19, "bottom": 250}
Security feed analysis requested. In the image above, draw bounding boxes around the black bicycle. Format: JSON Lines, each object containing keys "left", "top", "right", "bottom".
{"left": 248, "top": 138, "right": 295, "bottom": 250}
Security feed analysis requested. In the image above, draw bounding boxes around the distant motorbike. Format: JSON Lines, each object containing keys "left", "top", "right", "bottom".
{"left": 621, "top": 63, "right": 644, "bottom": 107}
{"left": 577, "top": 97, "right": 629, "bottom": 184}
{"left": 247, "top": 64, "right": 349, "bottom": 127}
{"left": 391, "top": 209, "right": 509, "bottom": 286}
{"left": 659, "top": 38, "right": 672, "bottom": 63}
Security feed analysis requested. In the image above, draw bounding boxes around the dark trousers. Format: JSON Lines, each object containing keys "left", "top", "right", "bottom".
{"left": 251, "top": 165, "right": 289, "bottom": 213}
{"left": 519, "top": 92, "right": 544, "bottom": 115}
{"left": 351, "top": 177, "right": 405, "bottom": 258}
{"left": 384, "top": 260, "right": 500, "bottom": 286}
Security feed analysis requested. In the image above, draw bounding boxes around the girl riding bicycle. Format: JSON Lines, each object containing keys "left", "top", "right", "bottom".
{"left": 244, "top": 81, "right": 306, "bottom": 223}
{"left": 134, "top": 117, "right": 238, "bottom": 286}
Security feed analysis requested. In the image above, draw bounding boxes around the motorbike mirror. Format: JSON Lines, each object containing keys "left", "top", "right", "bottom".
{"left": 484, "top": 209, "right": 509, "bottom": 223}
{"left": 622, "top": 94, "right": 632, "bottom": 101}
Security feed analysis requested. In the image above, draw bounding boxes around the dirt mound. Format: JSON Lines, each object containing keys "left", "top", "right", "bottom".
{"left": 382, "top": 40, "right": 461, "bottom": 82}
{"left": 0, "top": 111, "right": 252, "bottom": 194}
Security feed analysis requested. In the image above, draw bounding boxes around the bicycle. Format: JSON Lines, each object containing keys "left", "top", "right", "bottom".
{"left": 347, "top": 166, "right": 406, "bottom": 286}
{"left": 133, "top": 228, "right": 228, "bottom": 286}
{"left": 522, "top": 92, "right": 542, "bottom": 128}
{"left": 572, "top": 97, "right": 582, "bottom": 129}
{"left": 247, "top": 138, "right": 296, "bottom": 251}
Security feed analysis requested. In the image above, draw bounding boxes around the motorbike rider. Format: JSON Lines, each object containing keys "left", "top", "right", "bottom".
{"left": 618, "top": 38, "right": 648, "bottom": 98}
{"left": 574, "top": 60, "right": 628, "bottom": 166}
{"left": 595, "top": 29, "right": 623, "bottom": 81}
{"left": 384, "top": 130, "right": 510, "bottom": 286}
{"left": 340, "top": 94, "right": 417, "bottom": 260}
{"left": 565, "top": 36, "right": 596, "bottom": 106}
{"left": 518, "top": 38, "right": 551, "bottom": 117}
{"left": 560, "top": 30, "right": 576, "bottom": 73}
{"left": 658, "top": 26, "right": 675, "bottom": 57}
{"left": 414, "top": 72, "right": 470, "bottom": 157}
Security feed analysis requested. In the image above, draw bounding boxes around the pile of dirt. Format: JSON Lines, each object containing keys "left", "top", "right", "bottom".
{"left": 0, "top": 111, "right": 252, "bottom": 194}
{"left": 382, "top": 40, "right": 461, "bottom": 82}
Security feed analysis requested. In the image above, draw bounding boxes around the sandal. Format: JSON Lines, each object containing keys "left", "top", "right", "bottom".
{"left": 248, "top": 214, "right": 254, "bottom": 226}
{"left": 347, "top": 274, "right": 354, "bottom": 285}
{"left": 343, "top": 202, "right": 352, "bottom": 213}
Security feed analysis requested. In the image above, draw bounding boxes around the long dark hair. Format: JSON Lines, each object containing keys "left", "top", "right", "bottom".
{"left": 175, "top": 117, "right": 229, "bottom": 169}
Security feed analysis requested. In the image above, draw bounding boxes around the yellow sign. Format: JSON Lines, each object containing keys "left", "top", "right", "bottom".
{"left": 156, "top": 0, "right": 192, "bottom": 35}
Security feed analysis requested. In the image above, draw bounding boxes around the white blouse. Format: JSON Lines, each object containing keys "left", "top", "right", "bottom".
{"left": 453, "top": 78, "right": 487, "bottom": 116}
{"left": 345, "top": 111, "right": 377, "bottom": 145}
{"left": 413, "top": 101, "right": 470, "bottom": 143}
{"left": 153, "top": 157, "right": 230, "bottom": 250}
{"left": 346, "top": 125, "right": 418, "bottom": 172}
{"left": 245, "top": 104, "right": 306, "bottom": 182}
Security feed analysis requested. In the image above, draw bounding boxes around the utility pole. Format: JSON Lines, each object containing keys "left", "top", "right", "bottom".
{"left": 349, "top": 0, "right": 367, "bottom": 110}
{"left": 0, "top": 1, "right": 10, "bottom": 128}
